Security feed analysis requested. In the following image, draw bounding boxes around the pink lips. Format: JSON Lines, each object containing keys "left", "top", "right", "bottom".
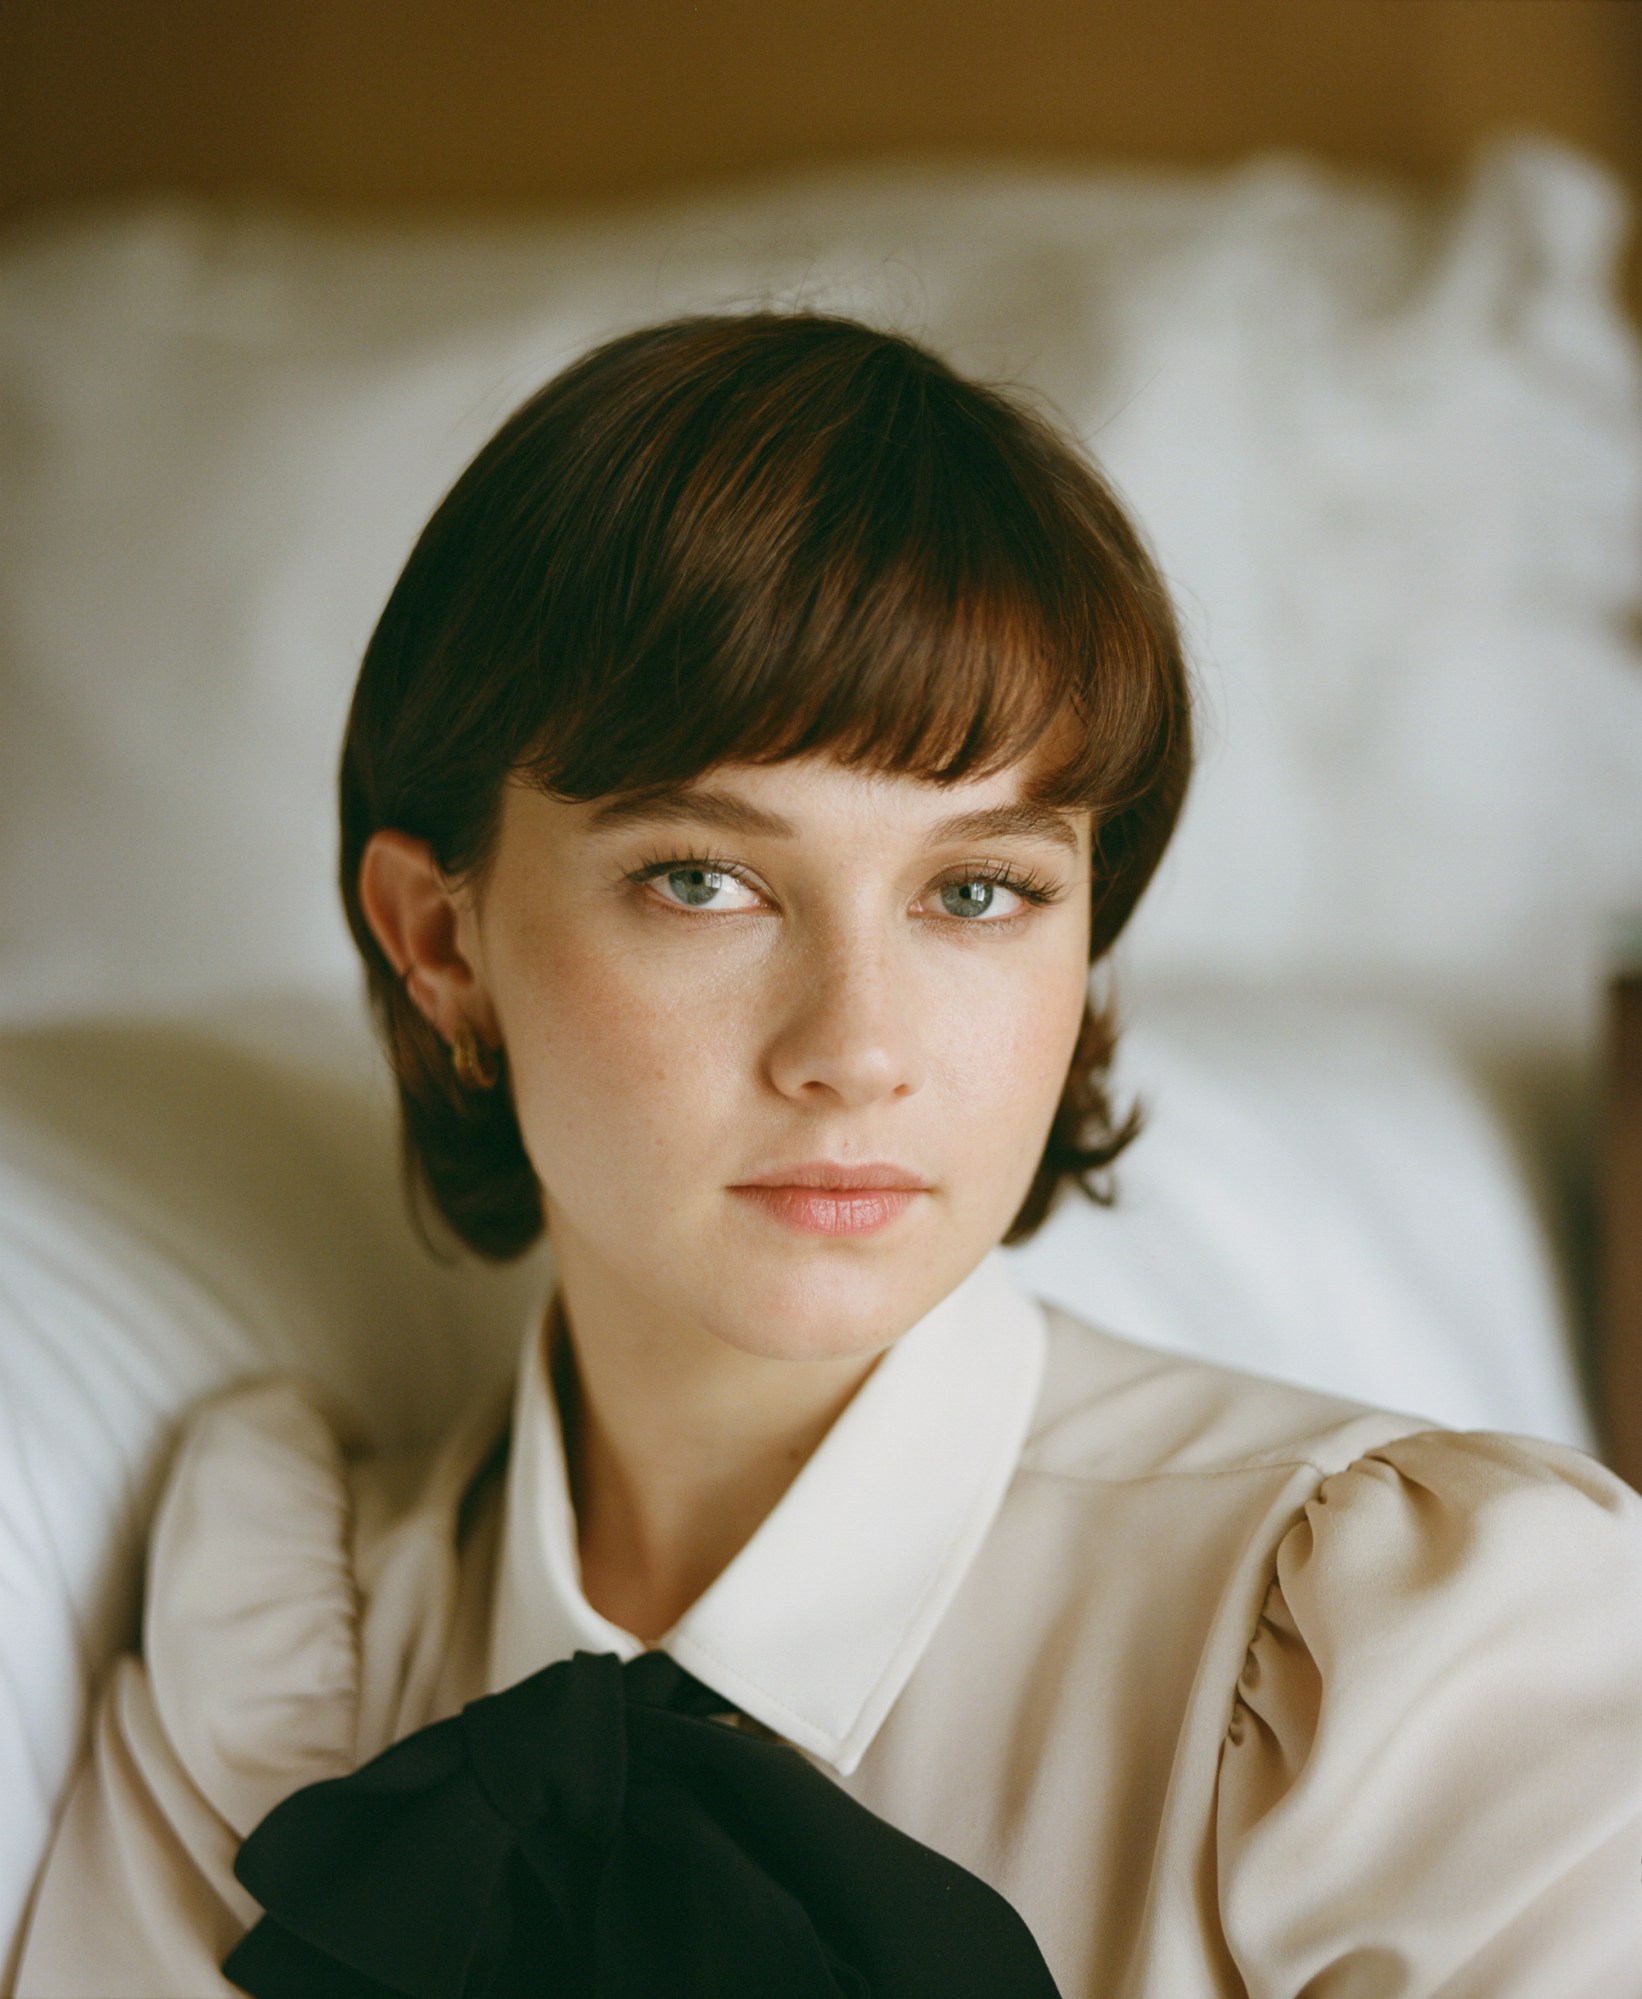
{"left": 730, "top": 1161, "right": 929, "bottom": 1237}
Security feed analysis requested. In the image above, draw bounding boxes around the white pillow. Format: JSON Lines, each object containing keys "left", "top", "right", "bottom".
{"left": 1007, "top": 989, "right": 1593, "bottom": 1449}
{"left": 0, "top": 988, "right": 1592, "bottom": 1977}
{"left": 0, "top": 137, "right": 1638, "bottom": 1054}
{"left": 0, "top": 997, "right": 546, "bottom": 1983}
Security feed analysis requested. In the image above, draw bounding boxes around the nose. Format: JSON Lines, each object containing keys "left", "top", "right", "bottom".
{"left": 763, "top": 928, "right": 928, "bottom": 1109}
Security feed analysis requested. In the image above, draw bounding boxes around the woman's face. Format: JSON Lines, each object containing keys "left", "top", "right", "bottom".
{"left": 457, "top": 748, "right": 1093, "bottom": 1364}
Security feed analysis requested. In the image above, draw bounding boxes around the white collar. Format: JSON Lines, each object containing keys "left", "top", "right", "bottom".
{"left": 485, "top": 1247, "right": 1047, "bottom": 1777}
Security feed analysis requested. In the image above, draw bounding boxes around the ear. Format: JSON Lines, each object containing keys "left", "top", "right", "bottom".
{"left": 357, "top": 829, "right": 500, "bottom": 1046}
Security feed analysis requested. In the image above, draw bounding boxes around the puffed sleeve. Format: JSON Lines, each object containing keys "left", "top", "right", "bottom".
{"left": 12, "top": 1378, "right": 363, "bottom": 1999}
{"left": 1216, "top": 1429, "right": 1642, "bottom": 1999}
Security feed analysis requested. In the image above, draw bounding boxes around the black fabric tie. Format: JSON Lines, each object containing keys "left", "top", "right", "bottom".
{"left": 221, "top": 1646, "right": 1062, "bottom": 1998}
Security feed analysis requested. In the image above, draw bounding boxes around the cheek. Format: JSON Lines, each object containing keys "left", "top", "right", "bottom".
{"left": 494, "top": 918, "right": 748, "bottom": 1193}
{"left": 936, "top": 942, "right": 1089, "bottom": 1116}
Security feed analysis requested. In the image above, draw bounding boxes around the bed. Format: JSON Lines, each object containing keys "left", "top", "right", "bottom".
{"left": 2, "top": 98, "right": 1641, "bottom": 1991}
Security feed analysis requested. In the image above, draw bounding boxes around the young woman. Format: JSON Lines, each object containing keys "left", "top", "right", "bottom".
{"left": 15, "top": 312, "right": 1641, "bottom": 1998}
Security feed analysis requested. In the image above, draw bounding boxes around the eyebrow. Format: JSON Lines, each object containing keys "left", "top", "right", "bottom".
{"left": 583, "top": 784, "right": 1085, "bottom": 856}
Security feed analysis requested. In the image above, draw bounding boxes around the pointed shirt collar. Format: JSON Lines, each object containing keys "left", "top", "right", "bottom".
{"left": 485, "top": 1248, "right": 1047, "bottom": 1777}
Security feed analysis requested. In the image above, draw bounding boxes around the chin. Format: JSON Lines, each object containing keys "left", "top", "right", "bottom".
{"left": 696, "top": 1243, "right": 960, "bottom": 1365}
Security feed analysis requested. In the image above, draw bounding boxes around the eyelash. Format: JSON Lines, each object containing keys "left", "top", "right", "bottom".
{"left": 623, "top": 849, "right": 1067, "bottom": 925}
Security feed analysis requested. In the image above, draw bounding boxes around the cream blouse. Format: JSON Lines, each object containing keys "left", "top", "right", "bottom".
{"left": 13, "top": 1250, "right": 1642, "bottom": 1997}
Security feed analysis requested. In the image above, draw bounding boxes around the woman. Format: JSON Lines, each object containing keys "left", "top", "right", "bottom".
{"left": 15, "top": 312, "right": 1641, "bottom": 1997}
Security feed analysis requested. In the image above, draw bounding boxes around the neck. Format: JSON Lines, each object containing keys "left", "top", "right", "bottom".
{"left": 544, "top": 1257, "right": 884, "bottom": 1644}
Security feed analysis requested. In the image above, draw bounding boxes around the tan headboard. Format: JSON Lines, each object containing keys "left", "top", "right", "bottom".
{"left": 2, "top": 0, "right": 1638, "bottom": 319}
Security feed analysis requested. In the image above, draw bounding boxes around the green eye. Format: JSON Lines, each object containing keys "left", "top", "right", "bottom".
{"left": 941, "top": 879, "right": 1002, "bottom": 919}
{"left": 664, "top": 866, "right": 732, "bottom": 908}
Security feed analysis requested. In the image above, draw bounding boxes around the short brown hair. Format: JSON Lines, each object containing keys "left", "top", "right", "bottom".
{"left": 339, "top": 311, "right": 1192, "bottom": 1260}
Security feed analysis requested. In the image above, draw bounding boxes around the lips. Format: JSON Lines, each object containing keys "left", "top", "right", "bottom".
{"left": 734, "top": 1161, "right": 929, "bottom": 1191}
{"left": 728, "top": 1161, "right": 928, "bottom": 1237}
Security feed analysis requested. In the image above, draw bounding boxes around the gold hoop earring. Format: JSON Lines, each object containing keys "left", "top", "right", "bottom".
{"left": 450, "top": 1019, "right": 500, "bottom": 1092}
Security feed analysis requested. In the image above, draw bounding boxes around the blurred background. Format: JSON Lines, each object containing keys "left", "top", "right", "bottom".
{"left": 2, "top": 1, "right": 1639, "bottom": 274}
{"left": 2, "top": 8, "right": 1642, "bottom": 1974}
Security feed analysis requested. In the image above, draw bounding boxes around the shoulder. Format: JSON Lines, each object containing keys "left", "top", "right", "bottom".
{"left": 141, "top": 1372, "right": 506, "bottom": 1838}
{"left": 1214, "top": 1422, "right": 1642, "bottom": 1989}
{"left": 1019, "top": 1296, "right": 1433, "bottom": 1485}
{"left": 1238, "top": 1422, "right": 1642, "bottom": 1722}
{"left": 1017, "top": 1300, "right": 1642, "bottom": 1710}
{"left": 1020, "top": 1295, "right": 1642, "bottom": 1652}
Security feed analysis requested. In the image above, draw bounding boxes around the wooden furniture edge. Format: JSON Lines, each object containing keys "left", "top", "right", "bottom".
{"left": 1600, "top": 970, "right": 1642, "bottom": 1490}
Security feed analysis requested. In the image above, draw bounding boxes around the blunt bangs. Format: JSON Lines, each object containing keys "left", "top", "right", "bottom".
{"left": 504, "top": 318, "right": 1172, "bottom": 842}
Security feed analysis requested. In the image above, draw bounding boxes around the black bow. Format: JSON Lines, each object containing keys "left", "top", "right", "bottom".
{"left": 222, "top": 1646, "right": 1062, "bottom": 1998}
